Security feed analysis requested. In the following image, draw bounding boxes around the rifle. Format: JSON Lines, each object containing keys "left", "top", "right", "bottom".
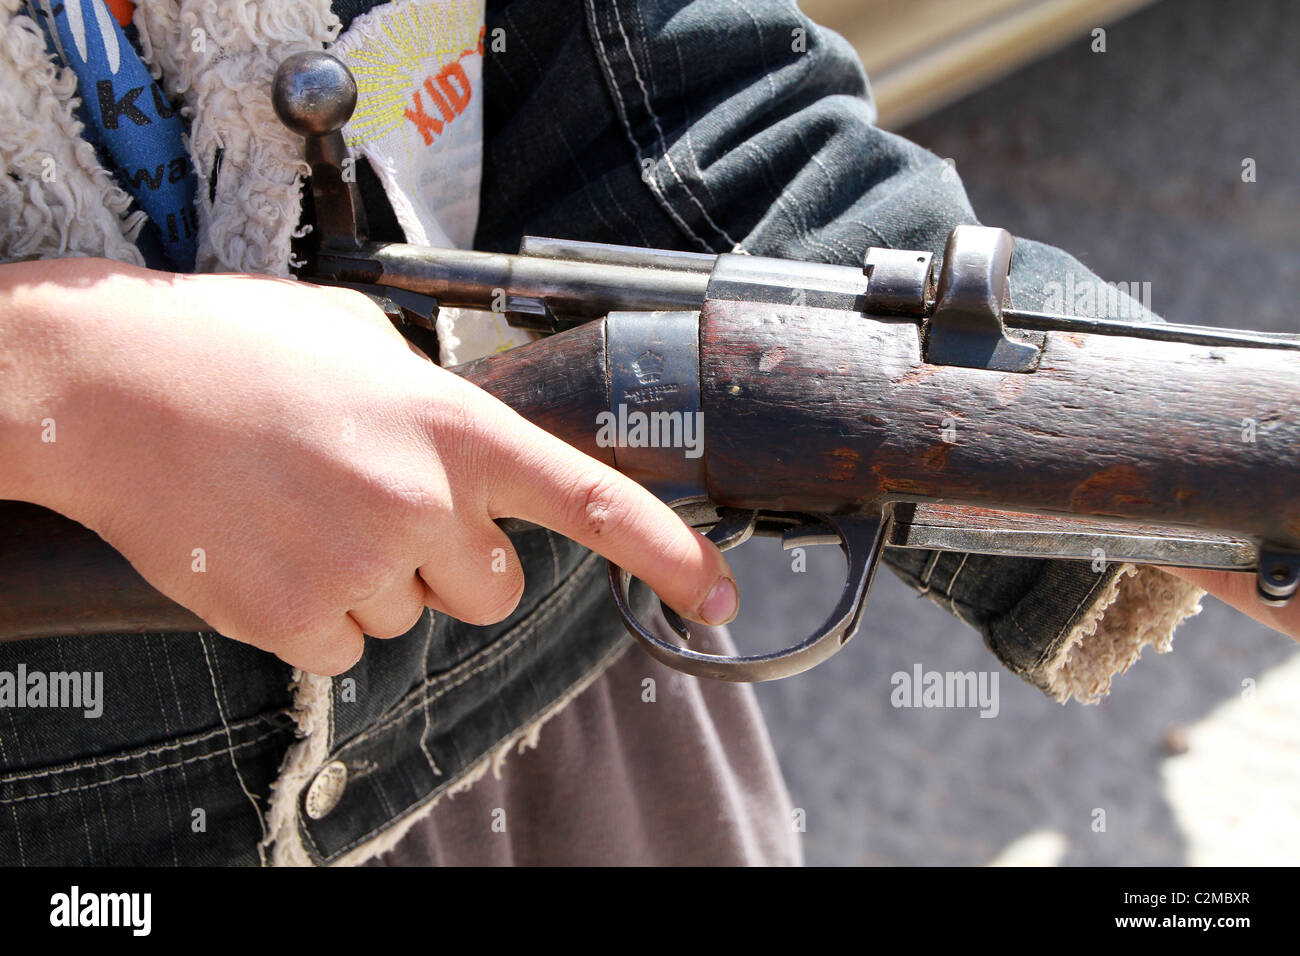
{"left": 2, "top": 52, "right": 1297, "bottom": 681}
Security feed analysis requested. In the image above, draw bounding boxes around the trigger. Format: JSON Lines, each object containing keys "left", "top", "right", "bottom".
{"left": 781, "top": 522, "right": 839, "bottom": 549}
{"left": 703, "top": 509, "right": 758, "bottom": 551}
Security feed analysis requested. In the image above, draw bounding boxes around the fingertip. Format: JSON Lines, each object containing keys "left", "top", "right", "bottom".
{"left": 697, "top": 576, "right": 739, "bottom": 626}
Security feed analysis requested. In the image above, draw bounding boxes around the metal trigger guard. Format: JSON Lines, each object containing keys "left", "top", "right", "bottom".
{"left": 607, "top": 504, "right": 892, "bottom": 682}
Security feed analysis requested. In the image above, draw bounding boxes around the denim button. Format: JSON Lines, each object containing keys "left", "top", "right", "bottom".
{"left": 305, "top": 761, "right": 348, "bottom": 820}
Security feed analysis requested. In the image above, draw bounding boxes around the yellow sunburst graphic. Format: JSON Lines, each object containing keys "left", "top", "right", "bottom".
{"left": 339, "top": 0, "right": 484, "bottom": 147}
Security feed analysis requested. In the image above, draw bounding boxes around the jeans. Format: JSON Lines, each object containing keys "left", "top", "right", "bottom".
{"left": 0, "top": 0, "right": 1132, "bottom": 864}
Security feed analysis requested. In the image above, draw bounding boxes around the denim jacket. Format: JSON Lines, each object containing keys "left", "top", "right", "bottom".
{"left": 0, "top": 0, "right": 1199, "bottom": 865}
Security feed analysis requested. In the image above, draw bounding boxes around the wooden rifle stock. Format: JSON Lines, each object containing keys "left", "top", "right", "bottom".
{"left": 698, "top": 298, "right": 1300, "bottom": 542}
{"left": 2, "top": 302, "right": 1297, "bottom": 643}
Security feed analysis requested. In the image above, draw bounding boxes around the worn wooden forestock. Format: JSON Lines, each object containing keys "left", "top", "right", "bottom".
{"left": 699, "top": 300, "right": 1300, "bottom": 547}
{"left": 0, "top": 307, "right": 1296, "bottom": 642}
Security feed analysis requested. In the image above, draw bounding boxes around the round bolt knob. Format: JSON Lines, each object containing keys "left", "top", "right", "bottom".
{"left": 272, "top": 51, "right": 357, "bottom": 137}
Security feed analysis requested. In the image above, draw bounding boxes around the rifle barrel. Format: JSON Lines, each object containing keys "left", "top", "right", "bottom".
{"left": 316, "top": 240, "right": 714, "bottom": 321}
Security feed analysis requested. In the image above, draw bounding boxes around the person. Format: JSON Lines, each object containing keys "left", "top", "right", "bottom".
{"left": 0, "top": 0, "right": 1294, "bottom": 866}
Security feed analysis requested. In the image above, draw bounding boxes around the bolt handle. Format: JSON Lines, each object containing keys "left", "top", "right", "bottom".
{"left": 272, "top": 51, "right": 358, "bottom": 137}
{"left": 272, "top": 51, "right": 368, "bottom": 250}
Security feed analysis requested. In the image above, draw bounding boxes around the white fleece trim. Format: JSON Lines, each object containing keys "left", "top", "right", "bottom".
{"left": 264, "top": 669, "right": 334, "bottom": 866}
{"left": 0, "top": 0, "right": 145, "bottom": 263}
{"left": 1045, "top": 565, "right": 1205, "bottom": 704}
{"left": 133, "top": 0, "right": 340, "bottom": 274}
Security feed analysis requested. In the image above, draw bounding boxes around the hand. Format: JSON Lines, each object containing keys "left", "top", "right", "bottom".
{"left": 1162, "top": 567, "right": 1300, "bottom": 641}
{"left": 0, "top": 259, "right": 738, "bottom": 675}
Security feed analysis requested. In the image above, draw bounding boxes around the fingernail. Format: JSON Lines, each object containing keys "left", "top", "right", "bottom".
{"left": 700, "top": 577, "right": 738, "bottom": 625}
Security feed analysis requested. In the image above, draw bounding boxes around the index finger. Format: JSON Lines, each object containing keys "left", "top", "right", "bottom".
{"left": 485, "top": 414, "right": 738, "bottom": 627}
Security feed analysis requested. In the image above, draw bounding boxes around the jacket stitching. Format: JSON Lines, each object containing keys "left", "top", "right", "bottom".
{"left": 0, "top": 710, "right": 287, "bottom": 785}
{"left": 0, "top": 727, "right": 289, "bottom": 804}
{"left": 1026, "top": 569, "right": 1112, "bottom": 673}
{"left": 501, "top": 6, "right": 637, "bottom": 242}
{"left": 609, "top": 0, "right": 736, "bottom": 248}
{"left": 585, "top": 0, "right": 712, "bottom": 252}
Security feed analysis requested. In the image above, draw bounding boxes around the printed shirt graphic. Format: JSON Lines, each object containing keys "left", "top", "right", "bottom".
{"left": 28, "top": 0, "right": 198, "bottom": 270}
{"left": 332, "top": 0, "right": 531, "bottom": 363}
